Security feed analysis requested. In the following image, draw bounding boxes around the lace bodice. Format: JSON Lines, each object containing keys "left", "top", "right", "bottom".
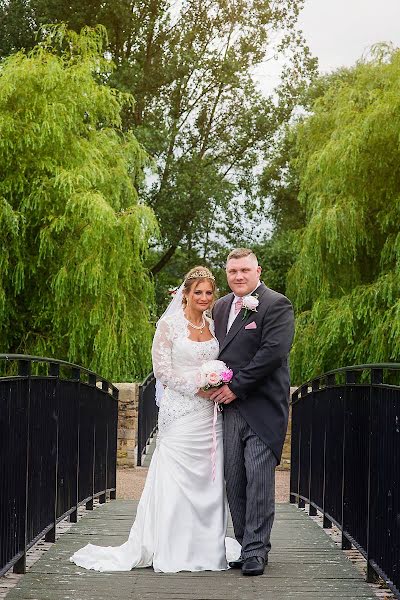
{"left": 152, "top": 310, "right": 219, "bottom": 431}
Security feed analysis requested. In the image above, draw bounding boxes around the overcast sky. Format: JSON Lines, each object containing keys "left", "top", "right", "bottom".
{"left": 299, "top": 0, "right": 400, "bottom": 72}
{"left": 255, "top": 0, "right": 400, "bottom": 93}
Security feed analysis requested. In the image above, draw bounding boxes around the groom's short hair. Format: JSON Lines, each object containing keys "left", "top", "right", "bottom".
{"left": 227, "top": 248, "right": 258, "bottom": 264}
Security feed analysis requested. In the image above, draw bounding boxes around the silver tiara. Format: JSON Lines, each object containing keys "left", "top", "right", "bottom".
{"left": 185, "top": 270, "right": 215, "bottom": 281}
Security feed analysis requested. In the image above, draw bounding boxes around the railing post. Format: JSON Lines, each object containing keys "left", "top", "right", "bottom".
{"left": 99, "top": 420, "right": 108, "bottom": 505}
{"left": 72, "top": 366, "right": 81, "bottom": 518}
{"left": 77, "top": 369, "right": 97, "bottom": 510}
{"left": 97, "top": 380, "right": 109, "bottom": 504}
{"left": 109, "top": 387, "right": 119, "bottom": 501}
{"left": 69, "top": 367, "right": 81, "bottom": 523}
{"left": 322, "top": 422, "right": 332, "bottom": 530}
{"left": 85, "top": 373, "right": 96, "bottom": 511}
{"left": 323, "top": 373, "right": 335, "bottom": 529}
{"left": 289, "top": 389, "right": 298, "bottom": 504}
{"left": 366, "top": 368, "right": 382, "bottom": 582}
{"left": 298, "top": 384, "right": 309, "bottom": 509}
{"left": 13, "top": 360, "right": 31, "bottom": 574}
{"left": 309, "top": 379, "right": 319, "bottom": 516}
{"left": 137, "top": 384, "right": 144, "bottom": 467}
{"left": 90, "top": 414, "right": 96, "bottom": 511}
{"left": 341, "top": 369, "right": 355, "bottom": 550}
{"left": 45, "top": 363, "right": 60, "bottom": 543}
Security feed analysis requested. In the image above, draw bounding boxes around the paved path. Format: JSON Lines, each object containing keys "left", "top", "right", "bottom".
{"left": 5, "top": 500, "right": 377, "bottom": 600}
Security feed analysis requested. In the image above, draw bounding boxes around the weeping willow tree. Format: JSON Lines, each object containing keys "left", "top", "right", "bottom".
{"left": 287, "top": 45, "right": 400, "bottom": 383}
{"left": 0, "top": 26, "right": 157, "bottom": 380}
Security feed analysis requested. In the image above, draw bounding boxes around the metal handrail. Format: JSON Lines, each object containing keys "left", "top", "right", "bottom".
{"left": 0, "top": 354, "right": 119, "bottom": 576}
{"left": 0, "top": 354, "right": 119, "bottom": 396}
{"left": 290, "top": 363, "right": 400, "bottom": 599}
{"left": 292, "top": 362, "right": 400, "bottom": 396}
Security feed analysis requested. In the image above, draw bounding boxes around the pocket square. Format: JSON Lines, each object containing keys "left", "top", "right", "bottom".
{"left": 245, "top": 321, "right": 257, "bottom": 330}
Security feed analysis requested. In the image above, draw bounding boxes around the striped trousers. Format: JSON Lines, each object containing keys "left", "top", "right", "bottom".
{"left": 223, "top": 405, "right": 277, "bottom": 560}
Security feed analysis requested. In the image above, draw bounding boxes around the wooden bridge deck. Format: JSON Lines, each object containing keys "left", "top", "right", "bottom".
{"left": 5, "top": 500, "right": 378, "bottom": 600}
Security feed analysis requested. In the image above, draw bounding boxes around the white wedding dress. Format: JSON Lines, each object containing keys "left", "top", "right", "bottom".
{"left": 70, "top": 311, "right": 241, "bottom": 572}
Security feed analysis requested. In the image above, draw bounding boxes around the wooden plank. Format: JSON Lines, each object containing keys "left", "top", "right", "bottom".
{"left": 5, "top": 502, "right": 377, "bottom": 600}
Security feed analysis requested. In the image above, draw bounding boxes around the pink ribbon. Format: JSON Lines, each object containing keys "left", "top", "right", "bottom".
{"left": 211, "top": 402, "right": 219, "bottom": 481}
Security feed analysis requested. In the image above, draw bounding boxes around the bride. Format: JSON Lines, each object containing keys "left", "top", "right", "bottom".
{"left": 70, "top": 266, "right": 240, "bottom": 572}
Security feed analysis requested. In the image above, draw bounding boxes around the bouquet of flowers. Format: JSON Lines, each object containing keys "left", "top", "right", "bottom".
{"left": 198, "top": 360, "right": 233, "bottom": 390}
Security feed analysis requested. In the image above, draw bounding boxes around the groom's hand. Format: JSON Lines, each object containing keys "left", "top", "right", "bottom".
{"left": 210, "top": 384, "right": 237, "bottom": 404}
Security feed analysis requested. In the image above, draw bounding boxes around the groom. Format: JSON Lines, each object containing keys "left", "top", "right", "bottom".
{"left": 211, "top": 248, "right": 294, "bottom": 576}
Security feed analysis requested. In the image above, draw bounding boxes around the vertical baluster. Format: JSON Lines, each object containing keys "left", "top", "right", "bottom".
{"left": 70, "top": 367, "right": 82, "bottom": 523}
{"left": 137, "top": 385, "right": 144, "bottom": 466}
{"left": 13, "top": 360, "right": 31, "bottom": 574}
{"left": 44, "top": 363, "right": 60, "bottom": 543}
{"left": 366, "top": 367, "right": 382, "bottom": 582}
{"left": 84, "top": 373, "right": 96, "bottom": 511}
{"left": 289, "top": 389, "right": 298, "bottom": 504}
{"left": 297, "top": 384, "right": 308, "bottom": 509}
{"left": 309, "top": 379, "right": 319, "bottom": 516}
{"left": 98, "top": 381, "right": 109, "bottom": 504}
{"left": 323, "top": 373, "right": 335, "bottom": 529}
{"left": 341, "top": 369, "right": 355, "bottom": 550}
{"left": 109, "top": 387, "right": 118, "bottom": 500}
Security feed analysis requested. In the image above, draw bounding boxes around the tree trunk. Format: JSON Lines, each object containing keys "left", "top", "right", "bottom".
{"left": 150, "top": 245, "right": 178, "bottom": 275}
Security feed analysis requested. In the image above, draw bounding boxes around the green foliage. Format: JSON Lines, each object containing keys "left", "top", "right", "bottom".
{"left": 0, "top": 26, "right": 157, "bottom": 380}
{"left": 132, "top": 0, "right": 315, "bottom": 276}
{"left": 256, "top": 123, "right": 306, "bottom": 296}
{"left": 0, "top": 0, "right": 36, "bottom": 55}
{"left": 254, "top": 231, "right": 300, "bottom": 295}
{"left": 287, "top": 45, "right": 400, "bottom": 382}
{"left": 0, "top": 0, "right": 317, "bottom": 284}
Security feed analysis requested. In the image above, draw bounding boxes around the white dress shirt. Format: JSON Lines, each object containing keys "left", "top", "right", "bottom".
{"left": 226, "top": 281, "right": 260, "bottom": 334}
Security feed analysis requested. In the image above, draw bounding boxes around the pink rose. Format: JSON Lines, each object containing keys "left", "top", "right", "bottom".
{"left": 207, "top": 372, "right": 221, "bottom": 386}
{"left": 221, "top": 369, "right": 233, "bottom": 383}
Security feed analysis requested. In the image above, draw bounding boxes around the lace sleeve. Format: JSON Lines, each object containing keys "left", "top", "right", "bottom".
{"left": 152, "top": 318, "right": 200, "bottom": 396}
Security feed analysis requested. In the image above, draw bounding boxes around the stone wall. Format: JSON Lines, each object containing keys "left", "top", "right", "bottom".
{"left": 114, "top": 382, "right": 139, "bottom": 467}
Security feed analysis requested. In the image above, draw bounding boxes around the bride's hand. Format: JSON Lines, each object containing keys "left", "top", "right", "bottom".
{"left": 197, "top": 389, "right": 214, "bottom": 399}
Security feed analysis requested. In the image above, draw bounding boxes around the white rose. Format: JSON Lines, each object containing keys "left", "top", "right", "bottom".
{"left": 242, "top": 295, "right": 259, "bottom": 311}
{"left": 196, "top": 371, "right": 208, "bottom": 388}
{"left": 201, "top": 360, "right": 226, "bottom": 375}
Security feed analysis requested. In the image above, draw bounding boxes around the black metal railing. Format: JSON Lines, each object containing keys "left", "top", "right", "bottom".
{"left": 290, "top": 364, "right": 400, "bottom": 599}
{"left": 0, "top": 354, "right": 118, "bottom": 576}
{"left": 137, "top": 372, "right": 158, "bottom": 466}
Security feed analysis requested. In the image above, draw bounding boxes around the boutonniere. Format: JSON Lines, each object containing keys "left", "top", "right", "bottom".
{"left": 242, "top": 294, "right": 259, "bottom": 320}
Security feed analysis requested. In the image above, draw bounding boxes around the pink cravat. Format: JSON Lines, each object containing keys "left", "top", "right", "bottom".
{"left": 234, "top": 297, "right": 243, "bottom": 314}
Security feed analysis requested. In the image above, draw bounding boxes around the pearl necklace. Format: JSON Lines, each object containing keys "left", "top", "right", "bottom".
{"left": 185, "top": 313, "right": 206, "bottom": 334}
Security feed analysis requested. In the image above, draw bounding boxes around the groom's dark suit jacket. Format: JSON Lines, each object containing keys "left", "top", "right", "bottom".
{"left": 213, "top": 283, "right": 295, "bottom": 463}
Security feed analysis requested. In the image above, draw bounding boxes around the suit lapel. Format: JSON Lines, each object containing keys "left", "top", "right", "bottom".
{"left": 216, "top": 294, "right": 233, "bottom": 344}
{"left": 219, "top": 283, "right": 268, "bottom": 353}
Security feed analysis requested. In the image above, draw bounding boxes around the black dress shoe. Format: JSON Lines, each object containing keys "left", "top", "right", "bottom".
{"left": 228, "top": 557, "right": 244, "bottom": 569}
{"left": 241, "top": 556, "right": 266, "bottom": 576}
